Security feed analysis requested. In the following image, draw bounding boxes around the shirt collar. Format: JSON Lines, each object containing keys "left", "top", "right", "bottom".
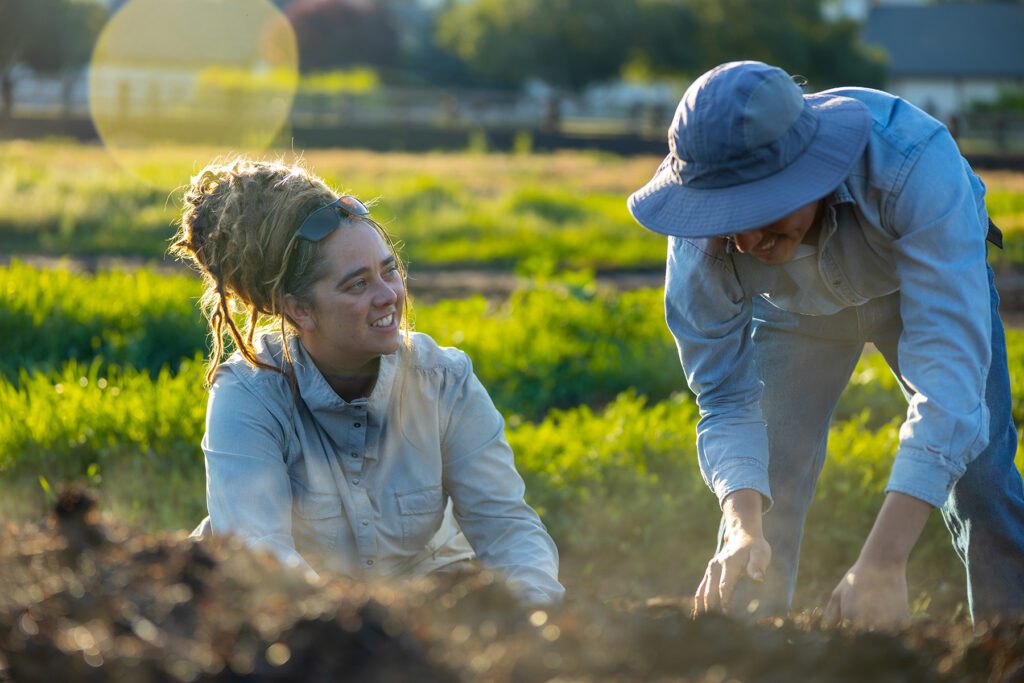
{"left": 289, "top": 336, "right": 398, "bottom": 420}
{"left": 829, "top": 181, "right": 855, "bottom": 207}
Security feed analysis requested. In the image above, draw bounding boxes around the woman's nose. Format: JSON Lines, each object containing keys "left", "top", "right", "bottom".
{"left": 373, "top": 278, "right": 401, "bottom": 306}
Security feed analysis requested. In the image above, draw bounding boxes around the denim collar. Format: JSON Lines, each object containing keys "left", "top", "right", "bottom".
{"left": 828, "top": 181, "right": 855, "bottom": 207}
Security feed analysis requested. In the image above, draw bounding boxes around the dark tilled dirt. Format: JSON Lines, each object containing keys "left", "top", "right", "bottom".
{"left": 2, "top": 490, "right": 1022, "bottom": 683}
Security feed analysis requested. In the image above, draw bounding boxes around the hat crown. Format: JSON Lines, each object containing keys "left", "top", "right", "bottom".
{"left": 668, "top": 61, "right": 816, "bottom": 189}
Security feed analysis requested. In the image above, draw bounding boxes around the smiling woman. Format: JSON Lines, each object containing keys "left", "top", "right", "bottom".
{"left": 170, "top": 158, "right": 564, "bottom": 604}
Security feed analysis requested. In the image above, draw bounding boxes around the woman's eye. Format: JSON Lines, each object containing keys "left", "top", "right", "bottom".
{"left": 349, "top": 280, "right": 367, "bottom": 291}
{"left": 384, "top": 266, "right": 400, "bottom": 278}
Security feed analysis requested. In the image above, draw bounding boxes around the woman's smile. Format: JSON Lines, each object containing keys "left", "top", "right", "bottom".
{"left": 371, "top": 311, "right": 397, "bottom": 329}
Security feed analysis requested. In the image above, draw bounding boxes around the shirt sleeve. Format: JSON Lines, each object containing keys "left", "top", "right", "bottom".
{"left": 203, "top": 368, "right": 318, "bottom": 579}
{"left": 885, "top": 129, "right": 992, "bottom": 508}
{"left": 439, "top": 353, "right": 566, "bottom": 605}
{"left": 665, "top": 237, "right": 773, "bottom": 508}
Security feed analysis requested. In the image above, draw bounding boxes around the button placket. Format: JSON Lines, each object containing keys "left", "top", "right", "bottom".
{"left": 820, "top": 249, "right": 859, "bottom": 307}
{"left": 342, "top": 407, "right": 376, "bottom": 566}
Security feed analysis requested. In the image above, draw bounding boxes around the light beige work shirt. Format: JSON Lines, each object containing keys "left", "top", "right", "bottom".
{"left": 199, "top": 332, "right": 564, "bottom": 605}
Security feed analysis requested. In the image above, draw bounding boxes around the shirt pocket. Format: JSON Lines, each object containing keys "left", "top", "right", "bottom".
{"left": 396, "top": 485, "right": 445, "bottom": 549}
{"left": 291, "top": 487, "right": 344, "bottom": 552}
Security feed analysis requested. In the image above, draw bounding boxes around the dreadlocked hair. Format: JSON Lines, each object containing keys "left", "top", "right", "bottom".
{"left": 170, "top": 156, "right": 410, "bottom": 386}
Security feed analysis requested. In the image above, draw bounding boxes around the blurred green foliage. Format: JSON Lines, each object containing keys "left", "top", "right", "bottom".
{"left": 433, "top": 0, "right": 885, "bottom": 91}
{"left": 3, "top": 142, "right": 1023, "bottom": 272}
{"left": 7, "top": 260, "right": 1024, "bottom": 425}
{"left": 415, "top": 275, "right": 682, "bottom": 416}
{"left": 0, "top": 262, "right": 207, "bottom": 378}
{"left": 0, "top": 263, "right": 681, "bottom": 419}
{"left": 0, "top": 142, "right": 667, "bottom": 267}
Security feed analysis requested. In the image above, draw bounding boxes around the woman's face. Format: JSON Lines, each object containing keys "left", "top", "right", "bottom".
{"left": 727, "top": 199, "right": 824, "bottom": 265}
{"left": 297, "top": 220, "right": 405, "bottom": 374}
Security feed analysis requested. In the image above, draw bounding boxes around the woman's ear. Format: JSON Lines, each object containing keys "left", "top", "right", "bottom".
{"left": 283, "top": 293, "right": 317, "bottom": 334}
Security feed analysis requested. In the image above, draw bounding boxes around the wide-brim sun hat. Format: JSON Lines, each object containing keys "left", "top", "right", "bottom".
{"left": 628, "top": 61, "right": 872, "bottom": 239}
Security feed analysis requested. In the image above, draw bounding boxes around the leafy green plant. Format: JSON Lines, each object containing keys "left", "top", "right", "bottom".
{"left": 0, "top": 261, "right": 207, "bottom": 378}
{"left": 1, "top": 264, "right": 683, "bottom": 418}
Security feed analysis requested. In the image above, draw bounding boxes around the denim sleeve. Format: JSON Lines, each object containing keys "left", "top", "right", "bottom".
{"left": 203, "top": 369, "right": 317, "bottom": 578}
{"left": 886, "top": 130, "right": 992, "bottom": 508}
{"left": 665, "top": 237, "right": 772, "bottom": 508}
{"left": 440, "top": 354, "right": 565, "bottom": 605}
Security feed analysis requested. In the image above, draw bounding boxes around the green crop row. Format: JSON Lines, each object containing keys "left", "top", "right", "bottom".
{"left": 0, "top": 262, "right": 208, "bottom": 378}
{"left": 3, "top": 141, "right": 1023, "bottom": 271}
{"left": 1, "top": 263, "right": 681, "bottom": 419}
{"left": 4, "top": 358, "right": 1008, "bottom": 612}
{"left": 10, "top": 260, "right": 1024, "bottom": 425}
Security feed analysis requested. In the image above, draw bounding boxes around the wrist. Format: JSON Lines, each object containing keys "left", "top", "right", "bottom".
{"left": 856, "top": 544, "right": 910, "bottom": 570}
{"left": 723, "top": 489, "right": 764, "bottom": 537}
{"left": 857, "top": 491, "right": 932, "bottom": 569}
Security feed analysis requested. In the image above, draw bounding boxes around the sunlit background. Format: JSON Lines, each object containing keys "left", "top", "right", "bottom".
{"left": 1, "top": 0, "right": 1024, "bottom": 633}
{"left": 1, "top": 0, "right": 1022, "bottom": 157}
{"left": 88, "top": 0, "right": 297, "bottom": 176}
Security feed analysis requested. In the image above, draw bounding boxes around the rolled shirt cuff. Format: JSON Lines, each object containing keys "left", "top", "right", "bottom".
{"left": 885, "top": 446, "right": 961, "bottom": 509}
{"left": 711, "top": 457, "right": 773, "bottom": 511}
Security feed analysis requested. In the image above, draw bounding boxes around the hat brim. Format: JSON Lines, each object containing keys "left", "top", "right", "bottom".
{"left": 628, "top": 93, "right": 871, "bottom": 239}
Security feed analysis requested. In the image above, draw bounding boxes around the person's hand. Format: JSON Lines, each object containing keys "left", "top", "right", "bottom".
{"left": 821, "top": 491, "right": 931, "bottom": 629}
{"left": 822, "top": 559, "right": 909, "bottom": 629}
{"left": 693, "top": 489, "right": 771, "bottom": 617}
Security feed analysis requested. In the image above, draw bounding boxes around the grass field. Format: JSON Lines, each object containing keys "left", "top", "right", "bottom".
{"left": 4, "top": 140, "right": 1024, "bottom": 622}
{"left": 3, "top": 140, "right": 1024, "bottom": 270}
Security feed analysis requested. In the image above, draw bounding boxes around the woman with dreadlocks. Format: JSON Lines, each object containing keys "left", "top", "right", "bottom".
{"left": 173, "top": 157, "right": 563, "bottom": 604}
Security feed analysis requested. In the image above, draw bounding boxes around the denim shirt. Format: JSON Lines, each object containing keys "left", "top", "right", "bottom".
{"left": 201, "top": 331, "right": 564, "bottom": 605}
{"left": 665, "top": 87, "right": 992, "bottom": 510}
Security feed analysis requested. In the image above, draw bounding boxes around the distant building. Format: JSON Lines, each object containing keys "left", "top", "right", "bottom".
{"left": 825, "top": 0, "right": 926, "bottom": 23}
{"left": 863, "top": 3, "right": 1024, "bottom": 119}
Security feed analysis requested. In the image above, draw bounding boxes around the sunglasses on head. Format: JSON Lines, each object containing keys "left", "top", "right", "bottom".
{"left": 294, "top": 195, "right": 371, "bottom": 242}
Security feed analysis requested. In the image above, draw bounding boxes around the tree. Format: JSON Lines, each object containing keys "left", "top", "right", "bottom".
{"left": 684, "top": 0, "right": 884, "bottom": 89}
{"left": 0, "top": 0, "right": 45, "bottom": 117}
{"left": 435, "top": 0, "right": 636, "bottom": 91}
{"left": 24, "top": 0, "right": 107, "bottom": 116}
{"left": 627, "top": 0, "right": 703, "bottom": 77}
{"left": 285, "top": 0, "right": 401, "bottom": 73}
{"left": 431, "top": 0, "right": 882, "bottom": 92}
{"left": 0, "top": 0, "right": 106, "bottom": 118}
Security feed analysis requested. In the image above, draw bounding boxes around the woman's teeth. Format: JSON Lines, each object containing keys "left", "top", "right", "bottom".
{"left": 371, "top": 314, "right": 394, "bottom": 328}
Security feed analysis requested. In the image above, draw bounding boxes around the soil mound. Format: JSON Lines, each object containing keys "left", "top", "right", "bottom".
{"left": 1, "top": 491, "right": 1021, "bottom": 682}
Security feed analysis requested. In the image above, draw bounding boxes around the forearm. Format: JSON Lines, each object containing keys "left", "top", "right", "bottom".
{"left": 858, "top": 491, "right": 933, "bottom": 566}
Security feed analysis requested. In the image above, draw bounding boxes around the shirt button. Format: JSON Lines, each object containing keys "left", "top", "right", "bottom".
{"left": 354, "top": 422, "right": 362, "bottom": 428}
{"left": 366, "top": 559, "right": 374, "bottom": 566}
{"left": 352, "top": 478, "right": 360, "bottom": 485}
{"left": 361, "top": 519, "right": 369, "bottom": 526}
{"left": 350, "top": 452, "right": 359, "bottom": 458}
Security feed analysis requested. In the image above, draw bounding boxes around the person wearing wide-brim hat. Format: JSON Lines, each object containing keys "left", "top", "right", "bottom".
{"left": 629, "top": 60, "right": 1024, "bottom": 627}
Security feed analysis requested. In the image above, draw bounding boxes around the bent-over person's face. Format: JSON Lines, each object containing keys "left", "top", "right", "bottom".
{"left": 726, "top": 198, "right": 824, "bottom": 265}
{"left": 299, "top": 221, "right": 405, "bottom": 375}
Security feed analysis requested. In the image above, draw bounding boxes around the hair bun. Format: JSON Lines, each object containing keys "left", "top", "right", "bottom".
{"left": 176, "top": 169, "right": 226, "bottom": 266}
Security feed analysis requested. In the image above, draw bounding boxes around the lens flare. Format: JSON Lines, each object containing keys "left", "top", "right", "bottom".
{"left": 88, "top": 0, "right": 298, "bottom": 181}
